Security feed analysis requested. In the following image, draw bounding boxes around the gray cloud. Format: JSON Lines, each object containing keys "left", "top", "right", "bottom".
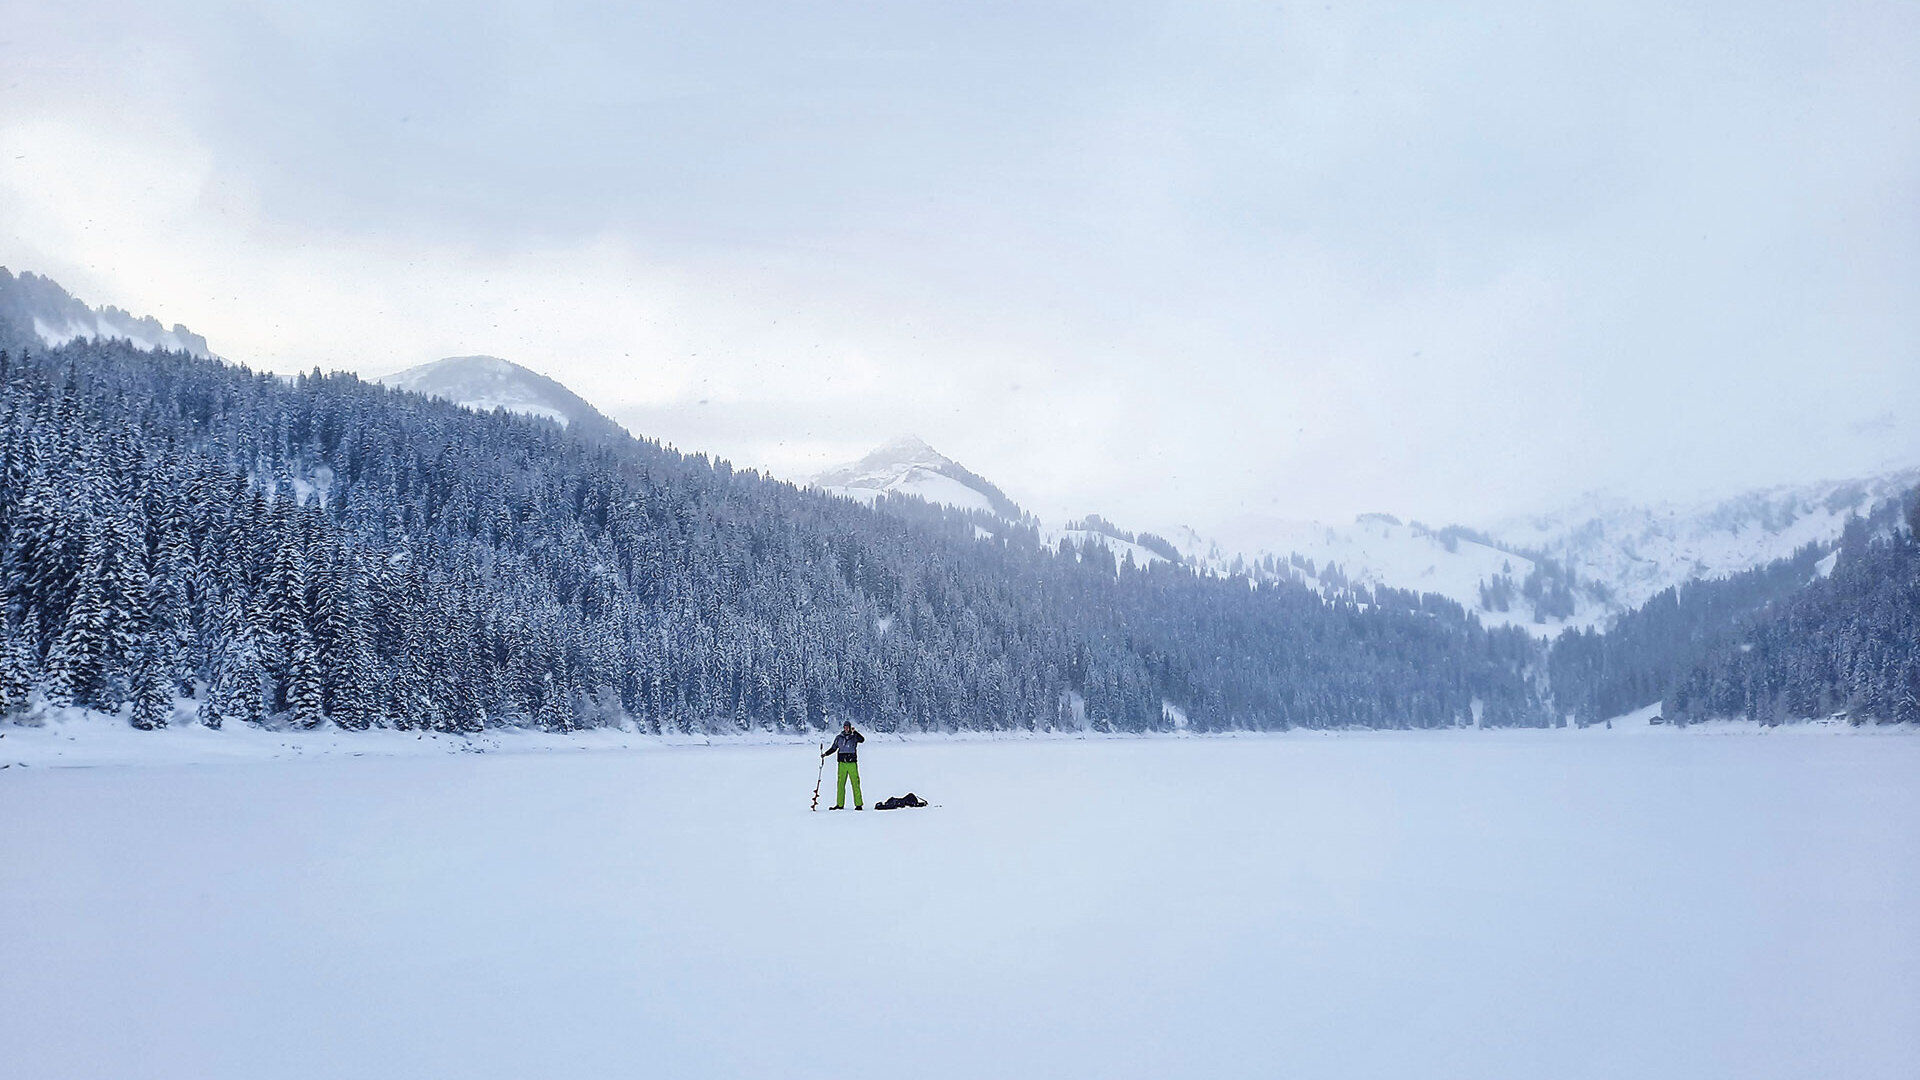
{"left": 3, "top": 0, "right": 1916, "bottom": 531}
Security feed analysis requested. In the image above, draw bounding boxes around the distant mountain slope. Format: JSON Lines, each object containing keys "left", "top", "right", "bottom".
{"left": 1551, "top": 490, "right": 1920, "bottom": 726}
{"left": 1490, "top": 471, "right": 1920, "bottom": 612}
{"left": 1662, "top": 498, "right": 1920, "bottom": 725}
{"left": 0, "top": 267, "right": 212, "bottom": 358}
{"left": 1168, "top": 516, "right": 1604, "bottom": 635}
{"left": 1548, "top": 543, "right": 1835, "bottom": 724}
{"left": 813, "top": 438, "right": 1186, "bottom": 573}
{"left": 376, "top": 355, "right": 624, "bottom": 438}
{"left": 812, "top": 436, "right": 1028, "bottom": 521}
{"left": 1168, "top": 468, "right": 1920, "bottom": 638}
{"left": 818, "top": 437, "right": 1920, "bottom": 633}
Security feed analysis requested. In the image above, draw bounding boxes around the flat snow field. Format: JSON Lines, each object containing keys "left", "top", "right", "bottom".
{"left": 3, "top": 734, "right": 1917, "bottom": 1079}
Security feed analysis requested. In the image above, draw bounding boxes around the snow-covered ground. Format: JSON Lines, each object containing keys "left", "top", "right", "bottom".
{"left": 826, "top": 468, "right": 999, "bottom": 516}
{"left": 4, "top": 704, "right": 1915, "bottom": 770}
{"left": 4, "top": 732, "right": 1914, "bottom": 1079}
{"left": 0, "top": 710, "right": 762, "bottom": 767}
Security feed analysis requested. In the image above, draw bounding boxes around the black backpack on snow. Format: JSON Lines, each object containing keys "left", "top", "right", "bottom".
{"left": 874, "top": 793, "right": 928, "bottom": 810}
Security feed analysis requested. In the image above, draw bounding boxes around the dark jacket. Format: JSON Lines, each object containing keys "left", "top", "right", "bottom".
{"left": 828, "top": 729, "right": 865, "bottom": 762}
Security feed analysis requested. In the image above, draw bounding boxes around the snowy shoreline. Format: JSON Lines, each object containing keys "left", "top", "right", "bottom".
{"left": 5, "top": 705, "right": 1913, "bottom": 770}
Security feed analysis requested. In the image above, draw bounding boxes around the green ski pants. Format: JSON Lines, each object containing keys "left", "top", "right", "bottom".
{"left": 835, "top": 760, "right": 863, "bottom": 808}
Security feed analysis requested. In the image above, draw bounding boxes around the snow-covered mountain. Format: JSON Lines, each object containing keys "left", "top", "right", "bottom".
{"left": 812, "top": 436, "right": 1027, "bottom": 520}
{"left": 819, "top": 432, "right": 1917, "bottom": 637}
{"left": 1490, "top": 471, "right": 1920, "bottom": 610}
{"left": 1172, "top": 467, "right": 1920, "bottom": 637}
{"left": 377, "top": 355, "right": 618, "bottom": 434}
{"left": 0, "top": 267, "right": 213, "bottom": 358}
{"left": 1169, "top": 515, "right": 1602, "bottom": 634}
{"left": 813, "top": 438, "right": 1180, "bottom": 570}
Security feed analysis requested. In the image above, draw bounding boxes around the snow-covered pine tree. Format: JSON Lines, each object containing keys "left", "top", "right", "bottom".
{"left": 100, "top": 501, "right": 152, "bottom": 703}
{"left": 142, "top": 459, "right": 198, "bottom": 694}
{"left": 286, "top": 623, "right": 325, "bottom": 729}
{"left": 129, "top": 635, "right": 174, "bottom": 730}
{"left": 253, "top": 497, "right": 310, "bottom": 712}
{"left": 200, "top": 597, "right": 266, "bottom": 730}
{"left": 43, "top": 524, "right": 116, "bottom": 708}
{"left": 537, "top": 670, "right": 574, "bottom": 733}
{"left": 0, "top": 614, "right": 35, "bottom": 716}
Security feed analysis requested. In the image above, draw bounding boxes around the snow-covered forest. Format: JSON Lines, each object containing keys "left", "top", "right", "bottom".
{"left": 4, "top": 329, "right": 1916, "bottom": 739}
{"left": 1664, "top": 510, "right": 1920, "bottom": 724}
{"left": 0, "top": 339, "right": 1554, "bottom": 736}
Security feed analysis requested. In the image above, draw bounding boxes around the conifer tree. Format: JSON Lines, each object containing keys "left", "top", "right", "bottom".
{"left": 286, "top": 623, "right": 325, "bottom": 729}
{"left": 0, "top": 616, "right": 34, "bottom": 716}
{"left": 129, "top": 637, "right": 173, "bottom": 731}
{"left": 200, "top": 598, "right": 266, "bottom": 730}
{"left": 44, "top": 527, "right": 115, "bottom": 708}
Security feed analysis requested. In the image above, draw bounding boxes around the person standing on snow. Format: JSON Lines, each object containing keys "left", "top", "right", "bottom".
{"left": 822, "top": 721, "right": 865, "bottom": 810}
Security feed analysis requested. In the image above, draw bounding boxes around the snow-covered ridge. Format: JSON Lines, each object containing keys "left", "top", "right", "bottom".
{"left": 1167, "top": 467, "right": 1919, "bottom": 637}
{"left": 1170, "top": 515, "right": 1603, "bottom": 634}
{"left": 822, "top": 432, "right": 1916, "bottom": 636}
{"left": 377, "top": 355, "right": 602, "bottom": 429}
{"left": 818, "top": 436, "right": 1917, "bottom": 623}
{"left": 814, "top": 437, "right": 1178, "bottom": 572}
{"left": 0, "top": 267, "right": 212, "bottom": 358}
{"left": 1489, "top": 470, "right": 1920, "bottom": 613}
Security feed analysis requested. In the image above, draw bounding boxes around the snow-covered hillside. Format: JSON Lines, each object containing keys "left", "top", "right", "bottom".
{"left": 1491, "top": 470, "right": 1920, "bottom": 612}
{"left": 1172, "top": 515, "right": 1604, "bottom": 634}
{"left": 813, "top": 438, "right": 1176, "bottom": 570}
{"left": 1172, "top": 468, "right": 1920, "bottom": 636}
{"left": 377, "top": 355, "right": 611, "bottom": 430}
{"left": 1051, "top": 524, "right": 1173, "bottom": 570}
{"left": 0, "top": 267, "right": 212, "bottom": 357}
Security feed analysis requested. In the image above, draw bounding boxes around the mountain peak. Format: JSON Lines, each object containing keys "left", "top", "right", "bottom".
{"left": 814, "top": 436, "right": 1024, "bottom": 520}
{"left": 872, "top": 433, "right": 940, "bottom": 457}
{"left": 425, "top": 354, "right": 521, "bottom": 375}
{"left": 376, "top": 355, "right": 617, "bottom": 435}
{"left": 841, "top": 434, "right": 951, "bottom": 472}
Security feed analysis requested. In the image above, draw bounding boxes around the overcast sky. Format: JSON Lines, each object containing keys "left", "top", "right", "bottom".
{"left": 3, "top": 1, "right": 1916, "bottom": 536}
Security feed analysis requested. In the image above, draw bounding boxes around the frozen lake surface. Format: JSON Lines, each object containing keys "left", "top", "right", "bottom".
{"left": 3, "top": 732, "right": 1916, "bottom": 1079}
